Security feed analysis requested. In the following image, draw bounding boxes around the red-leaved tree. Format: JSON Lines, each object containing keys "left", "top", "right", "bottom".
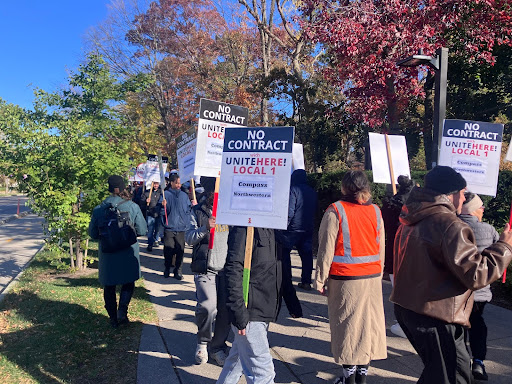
{"left": 301, "top": 0, "right": 512, "bottom": 165}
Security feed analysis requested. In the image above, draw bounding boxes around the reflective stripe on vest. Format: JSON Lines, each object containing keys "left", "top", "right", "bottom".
{"left": 329, "top": 201, "right": 382, "bottom": 279}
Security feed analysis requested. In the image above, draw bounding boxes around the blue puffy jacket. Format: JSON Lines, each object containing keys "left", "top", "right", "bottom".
{"left": 159, "top": 188, "right": 191, "bottom": 232}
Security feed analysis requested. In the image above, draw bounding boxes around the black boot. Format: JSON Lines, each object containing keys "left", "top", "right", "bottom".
{"left": 104, "top": 286, "right": 118, "bottom": 328}
{"left": 117, "top": 283, "right": 134, "bottom": 325}
{"left": 355, "top": 364, "right": 369, "bottom": 384}
{"left": 105, "top": 303, "right": 118, "bottom": 328}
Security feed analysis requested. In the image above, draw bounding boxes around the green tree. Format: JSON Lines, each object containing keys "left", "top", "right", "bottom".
{"left": 0, "top": 55, "right": 136, "bottom": 270}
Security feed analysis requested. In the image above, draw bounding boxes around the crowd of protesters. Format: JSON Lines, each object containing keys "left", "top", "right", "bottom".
{"left": 90, "top": 165, "right": 512, "bottom": 384}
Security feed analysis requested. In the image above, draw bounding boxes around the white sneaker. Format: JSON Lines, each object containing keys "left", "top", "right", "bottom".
{"left": 210, "top": 349, "right": 227, "bottom": 366}
{"left": 195, "top": 344, "right": 208, "bottom": 364}
{"left": 390, "top": 322, "right": 407, "bottom": 338}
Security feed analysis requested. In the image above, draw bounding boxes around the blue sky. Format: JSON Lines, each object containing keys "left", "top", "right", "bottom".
{"left": 0, "top": 1, "right": 112, "bottom": 110}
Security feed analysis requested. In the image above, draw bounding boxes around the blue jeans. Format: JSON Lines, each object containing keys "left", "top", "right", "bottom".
{"left": 217, "top": 322, "right": 275, "bottom": 384}
{"left": 146, "top": 215, "right": 161, "bottom": 246}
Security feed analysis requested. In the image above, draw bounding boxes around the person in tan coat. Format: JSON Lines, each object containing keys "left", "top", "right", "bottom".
{"left": 315, "top": 171, "right": 387, "bottom": 384}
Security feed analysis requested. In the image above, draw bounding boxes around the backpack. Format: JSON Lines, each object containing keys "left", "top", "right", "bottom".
{"left": 98, "top": 200, "right": 138, "bottom": 253}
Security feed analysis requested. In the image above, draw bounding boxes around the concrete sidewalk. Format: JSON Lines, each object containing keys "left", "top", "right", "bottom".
{"left": 137, "top": 242, "right": 512, "bottom": 383}
{"left": 0, "top": 213, "right": 45, "bottom": 302}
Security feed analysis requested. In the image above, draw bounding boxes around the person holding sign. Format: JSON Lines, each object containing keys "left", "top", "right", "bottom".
{"left": 314, "top": 171, "right": 387, "bottom": 384}
{"left": 186, "top": 177, "right": 231, "bottom": 367}
{"left": 142, "top": 181, "right": 162, "bottom": 252}
{"left": 160, "top": 173, "right": 191, "bottom": 280}
{"left": 217, "top": 227, "right": 281, "bottom": 384}
{"left": 279, "top": 169, "right": 318, "bottom": 294}
{"left": 391, "top": 166, "right": 512, "bottom": 384}
{"left": 459, "top": 192, "right": 499, "bottom": 381}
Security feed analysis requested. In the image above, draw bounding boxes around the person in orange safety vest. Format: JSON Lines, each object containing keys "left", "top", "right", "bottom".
{"left": 314, "top": 171, "right": 386, "bottom": 384}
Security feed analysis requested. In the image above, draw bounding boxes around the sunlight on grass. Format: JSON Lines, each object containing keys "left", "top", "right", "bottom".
{"left": 0, "top": 248, "right": 158, "bottom": 383}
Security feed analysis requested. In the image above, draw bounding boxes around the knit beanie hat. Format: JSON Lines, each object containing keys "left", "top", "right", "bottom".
{"left": 201, "top": 177, "right": 217, "bottom": 195}
{"left": 424, "top": 166, "right": 466, "bottom": 195}
{"left": 108, "top": 175, "right": 125, "bottom": 193}
{"left": 461, "top": 193, "right": 483, "bottom": 215}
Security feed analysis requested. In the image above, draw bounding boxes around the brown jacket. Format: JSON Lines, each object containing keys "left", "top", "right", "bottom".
{"left": 390, "top": 187, "right": 512, "bottom": 327}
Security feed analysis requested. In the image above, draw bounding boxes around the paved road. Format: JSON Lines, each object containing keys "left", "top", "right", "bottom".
{"left": 0, "top": 214, "right": 45, "bottom": 298}
{"left": 0, "top": 196, "right": 31, "bottom": 222}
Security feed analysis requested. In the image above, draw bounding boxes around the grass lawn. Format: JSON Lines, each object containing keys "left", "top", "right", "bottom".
{"left": 0, "top": 244, "right": 158, "bottom": 384}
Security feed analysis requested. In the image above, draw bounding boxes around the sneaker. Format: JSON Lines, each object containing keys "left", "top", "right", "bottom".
{"left": 472, "top": 359, "right": 488, "bottom": 381}
{"left": 195, "top": 344, "right": 208, "bottom": 365}
{"left": 333, "top": 377, "right": 345, "bottom": 384}
{"left": 163, "top": 267, "right": 170, "bottom": 278}
{"left": 297, "top": 282, "right": 312, "bottom": 291}
{"left": 174, "top": 272, "right": 183, "bottom": 280}
{"left": 210, "top": 350, "right": 227, "bottom": 366}
{"left": 146, "top": 245, "right": 153, "bottom": 252}
{"left": 390, "top": 322, "right": 407, "bottom": 338}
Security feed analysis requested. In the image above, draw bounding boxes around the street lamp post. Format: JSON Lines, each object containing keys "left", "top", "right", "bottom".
{"left": 397, "top": 47, "right": 448, "bottom": 169}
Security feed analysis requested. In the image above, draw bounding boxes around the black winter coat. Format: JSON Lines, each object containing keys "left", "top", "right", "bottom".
{"left": 142, "top": 188, "right": 162, "bottom": 218}
{"left": 287, "top": 169, "right": 317, "bottom": 233}
{"left": 224, "top": 227, "right": 281, "bottom": 330}
{"left": 189, "top": 203, "right": 211, "bottom": 273}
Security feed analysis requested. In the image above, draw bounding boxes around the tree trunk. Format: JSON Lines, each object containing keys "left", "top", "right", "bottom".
{"left": 423, "top": 72, "right": 436, "bottom": 170}
{"left": 75, "top": 237, "right": 84, "bottom": 270}
{"left": 69, "top": 238, "right": 75, "bottom": 269}
{"left": 386, "top": 77, "right": 400, "bottom": 133}
{"left": 84, "top": 239, "right": 89, "bottom": 270}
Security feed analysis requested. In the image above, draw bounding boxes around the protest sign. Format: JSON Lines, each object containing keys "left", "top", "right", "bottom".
{"left": 194, "top": 98, "right": 249, "bottom": 177}
{"left": 292, "top": 143, "right": 305, "bottom": 171}
{"left": 144, "top": 154, "right": 168, "bottom": 188}
{"left": 135, "top": 163, "right": 145, "bottom": 181}
{"left": 369, "top": 132, "right": 410, "bottom": 186}
{"left": 176, "top": 128, "right": 197, "bottom": 182}
{"left": 216, "top": 126, "right": 294, "bottom": 230}
{"left": 439, "top": 119, "right": 503, "bottom": 196}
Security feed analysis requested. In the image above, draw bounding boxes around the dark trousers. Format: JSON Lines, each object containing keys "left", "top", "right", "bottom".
{"left": 103, "top": 282, "right": 135, "bottom": 318}
{"left": 468, "top": 301, "right": 487, "bottom": 361}
{"left": 163, "top": 230, "right": 185, "bottom": 274}
{"left": 394, "top": 304, "right": 471, "bottom": 384}
{"left": 280, "top": 247, "right": 302, "bottom": 317}
{"left": 282, "top": 233, "right": 313, "bottom": 285}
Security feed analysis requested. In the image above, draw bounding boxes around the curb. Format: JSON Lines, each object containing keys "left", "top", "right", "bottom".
{"left": 0, "top": 210, "right": 32, "bottom": 226}
{"left": 0, "top": 243, "right": 45, "bottom": 304}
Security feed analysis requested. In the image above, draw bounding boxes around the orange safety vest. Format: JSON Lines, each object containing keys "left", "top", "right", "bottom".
{"left": 328, "top": 200, "right": 382, "bottom": 280}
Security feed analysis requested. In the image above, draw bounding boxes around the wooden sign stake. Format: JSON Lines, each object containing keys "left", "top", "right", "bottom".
{"left": 191, "top": 178, "right": 197, "bottom": 203}
{"left": 243, "top": 227, "right": 254, "bottom": 307}
{"left": 385, "top": 134, "right": 397, "bottom": 195}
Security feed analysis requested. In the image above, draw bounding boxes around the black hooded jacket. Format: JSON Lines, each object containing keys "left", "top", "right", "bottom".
{"left": 224, "top": 227, "right": 282, "bottom": 330}
{"left": 286, "top": 169, "right": 317, "bottom": 233}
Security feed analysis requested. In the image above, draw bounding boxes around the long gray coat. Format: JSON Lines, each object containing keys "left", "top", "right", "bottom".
{"left": 89, "top": 195, "right": 148, "bottom": 286}
{"left": 459, "top": 214, "right": 499, "bottom": 302}
{"left": 315, "top": 205, "right": 387, "bottom": 365}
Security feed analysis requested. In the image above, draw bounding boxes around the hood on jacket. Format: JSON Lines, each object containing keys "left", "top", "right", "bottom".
{"left": 291, "top": 169, "right": 307, "bottom": 186}
{"left": 400, "top": 186, "right": 457, "bottom": 226}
